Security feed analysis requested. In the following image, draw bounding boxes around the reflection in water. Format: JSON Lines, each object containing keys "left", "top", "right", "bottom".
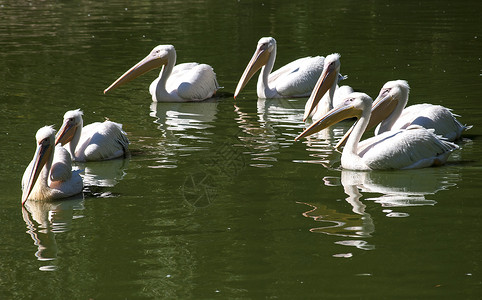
{"left": 234, "top": 98, "right": 306, "bottom": 168}
{"left": 150, "top": 101, "right": 217, "bottom": 132}
{"left": 299, "top": 184, "right": 375, "bottom": 253}
{"left": 335, "top": 169, "right": 459, "bottom": 211}
{"left": 79, "top": 158, "right": 129, "bottom": 187}
{"left": 149, "top": 101, "right": 218, "bottom": 168}
{"left": 302, "top": 168, "right": 459, "bottom": 255}
{"left": 77, "top": 158, "right": 129, "bottom": 198}
{"left": 22, "top": 196, "right": 85, "bottom": 271}
{"left": 293, "top": 120, "right": 351, "bottom": 168}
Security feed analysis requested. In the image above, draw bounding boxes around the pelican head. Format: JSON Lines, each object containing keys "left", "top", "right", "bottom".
{"left": 55, "top": 109, "right": 84, "bottom": 146}
{"left": 22, "top": 126, "right": 56, "bottom": 204}
{"left": 369, "top": 80, "right": 410, "bottom": 129}
{"left": 303, "top": 53, "right": 341, "bottom": 121}
{"left": 295, "top": 92, "right": 370, "bottom": 141}
{"left": 334, "top": 80, "right": 410, "bottom": 149}
{"left": 234, "top": 37, "right": 276, "bottom": 98}
{"left": 104, "top": 45, "right": 175, "bottom": 94}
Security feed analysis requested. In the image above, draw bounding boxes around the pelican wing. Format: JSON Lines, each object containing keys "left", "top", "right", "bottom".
{"left": 360, "top": 126, "right": 458, "bottom": 170}
{"left": 393, "top": 104, "right": 469, "bottom": 141}
{"left": 166, "top": 62, "right": 200, "bottom": 92}
{"left": 271, "top": 56, "right": 324, "bottom": 97}
{"left": 169, "top": 63, "right": 218, "bottom": 101}
{"left": 78, "top": 121, "right": 129, "bottom": 161}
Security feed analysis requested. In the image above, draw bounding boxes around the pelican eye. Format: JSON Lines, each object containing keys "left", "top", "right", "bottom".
{"left": 344, "top": 98, "right": 355, "bottom": 105}
{"left": 40, "top": 137, "right": 50, "bottom": 146}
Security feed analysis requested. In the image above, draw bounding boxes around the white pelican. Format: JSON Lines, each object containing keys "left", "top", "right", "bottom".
{"left": 234, "top": 37, "right": 328, "bottom": 99}
{"left": 295, "top": 92, "right": 458, "bottom": 170}
{"left": 22, "top": 126, "right": 83, "bottom": 204}
{"left": 104, "top": 45, "right": 219, "bottom": 102}
{"left": 335, "top": 80, "right": 470, "bottom": 149}
{"left": 303, "top": 53, "right": 346, "bottom": 121}
{"left": 55, "top": 109, "right": 129, "bottom": 162}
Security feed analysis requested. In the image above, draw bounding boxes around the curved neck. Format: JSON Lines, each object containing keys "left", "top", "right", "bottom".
{"left": 327, "top": 79, "right": 337, "bottom": 110}
{"left": 155, "top": 50, "right": 177, "bottom": 101}
{"left": 257, "top": 46, "right": 277, "bottom": 98}
{"left": 342, "top": 108, "right": 371, "bottom": 170}
{"left": 69, "top": 120, "right": 83, "bottom": 161}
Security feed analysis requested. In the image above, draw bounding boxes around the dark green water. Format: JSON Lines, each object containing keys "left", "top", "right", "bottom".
{"left": 1, "top": 0, "right": 481, "bottom": 298}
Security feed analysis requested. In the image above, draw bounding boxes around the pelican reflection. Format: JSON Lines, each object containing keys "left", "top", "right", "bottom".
{"left": 148, "top": 101, "right": 219, "bottom": 168}
{"left": 150, "top": 101, "right": 218, "bottom": 132}
{"left": 234, "top": 98, "right": 306, "bottom": 167}
{"left": 334, "top": 169, "right": 459, "bottom": 210}
{"left": 22, "top": 195, "right": 85, "bottom": 270}
{"left": 300, "top": 171, "right": 376, "bottom": 251}
{"left": 79, "top": 158, "right": 129, "bottom": 188}
{"left": 301, "top": 168, "right": 459, "bottom": 253}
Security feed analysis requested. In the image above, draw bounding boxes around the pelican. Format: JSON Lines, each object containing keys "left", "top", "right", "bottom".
{"left": 303, "top": 53, "right": 346, "bottom": 121}
{"left": 295, "top": 92, "right": 458, "bottom": 170}
{"left": 55, "top": 109, "right": 129, "bottom": 162}
{"left": 104, "top": 45, "right": 219, "bottom": 102}
{"left": 234, "top": 37, "right": 331, "bottom": 99}
{"left": 335, "top": 80, "right": 470, "bottom": 149}
{"left": 22, "top": 126, "right": 83, "bottom": 204}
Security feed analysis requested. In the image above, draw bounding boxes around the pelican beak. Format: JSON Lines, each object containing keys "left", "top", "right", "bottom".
{"left": 22, "top": 140, "right": 52, "bottom": 205}
{"left": 334, "top": 92, "right": 398, "bottom": 149}
{"left": 104, "top": 51, "right": 168, "bottom": 94}
{"left": 234, "top": 44, "right": 271, "bottom": 99}
{"left": 55, "top": 118, "right": 77, "bottom": 146}
{"left": 303, "top": 64, "right": 338, "bottom": 122}
{"left": 295, "top": 101, "right": 362, "bottom": 141}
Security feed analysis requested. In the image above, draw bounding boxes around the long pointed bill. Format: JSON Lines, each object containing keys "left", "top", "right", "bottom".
{"left": 104, "top": 53, "right": 167, "bottom": 94}
{"left": 335, "top": 94, "right": 398, "bottom": 149}
{"left": 55, "top": 119, "right": 77, "bottom": 146}
{"left": 303, "top": 66, "right": 338, "bottom": 122}
{"left": 234, "top": 46, "right": 270, "bottom": 98}
{"left": 295, "top": 103, "right": 361, "bottom": 141}
{"left": 22, "top": 142, "right": 52, "bottom": 205}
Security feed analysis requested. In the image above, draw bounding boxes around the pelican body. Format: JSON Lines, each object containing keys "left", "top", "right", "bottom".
{"left": 55, "top": 109, "right": 129, "bottom": 162}
{"left": 22, "top": 126, "right": 83, "bottom": 204}
{"left": 234, "top": 37, "right": 326, "bottom": 99}
{"left": 295, "top": 93, "right": 458, "bottom": 170}
{"left": 335, "top": 80, "right": 470, "bottom": 149}
{"left": 104, "top": 45, "right": 219, "bottom": 102}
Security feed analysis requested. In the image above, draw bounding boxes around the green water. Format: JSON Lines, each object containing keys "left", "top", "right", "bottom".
{"left": 1, "top": 0, "right": 481, "bottom": 299}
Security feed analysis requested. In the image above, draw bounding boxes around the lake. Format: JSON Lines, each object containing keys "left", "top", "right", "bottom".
{"left": 0, "top": 0, "right": 481, "bottom": 298}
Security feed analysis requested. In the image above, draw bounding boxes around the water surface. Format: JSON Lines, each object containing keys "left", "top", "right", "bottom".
{"left": 1, "top": 0, "right": 481, "bottom": 298}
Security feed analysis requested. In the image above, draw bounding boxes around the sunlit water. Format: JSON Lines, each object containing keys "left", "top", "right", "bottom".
{"left": 1, "top": 0, "right": 481, "bottom": 298}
